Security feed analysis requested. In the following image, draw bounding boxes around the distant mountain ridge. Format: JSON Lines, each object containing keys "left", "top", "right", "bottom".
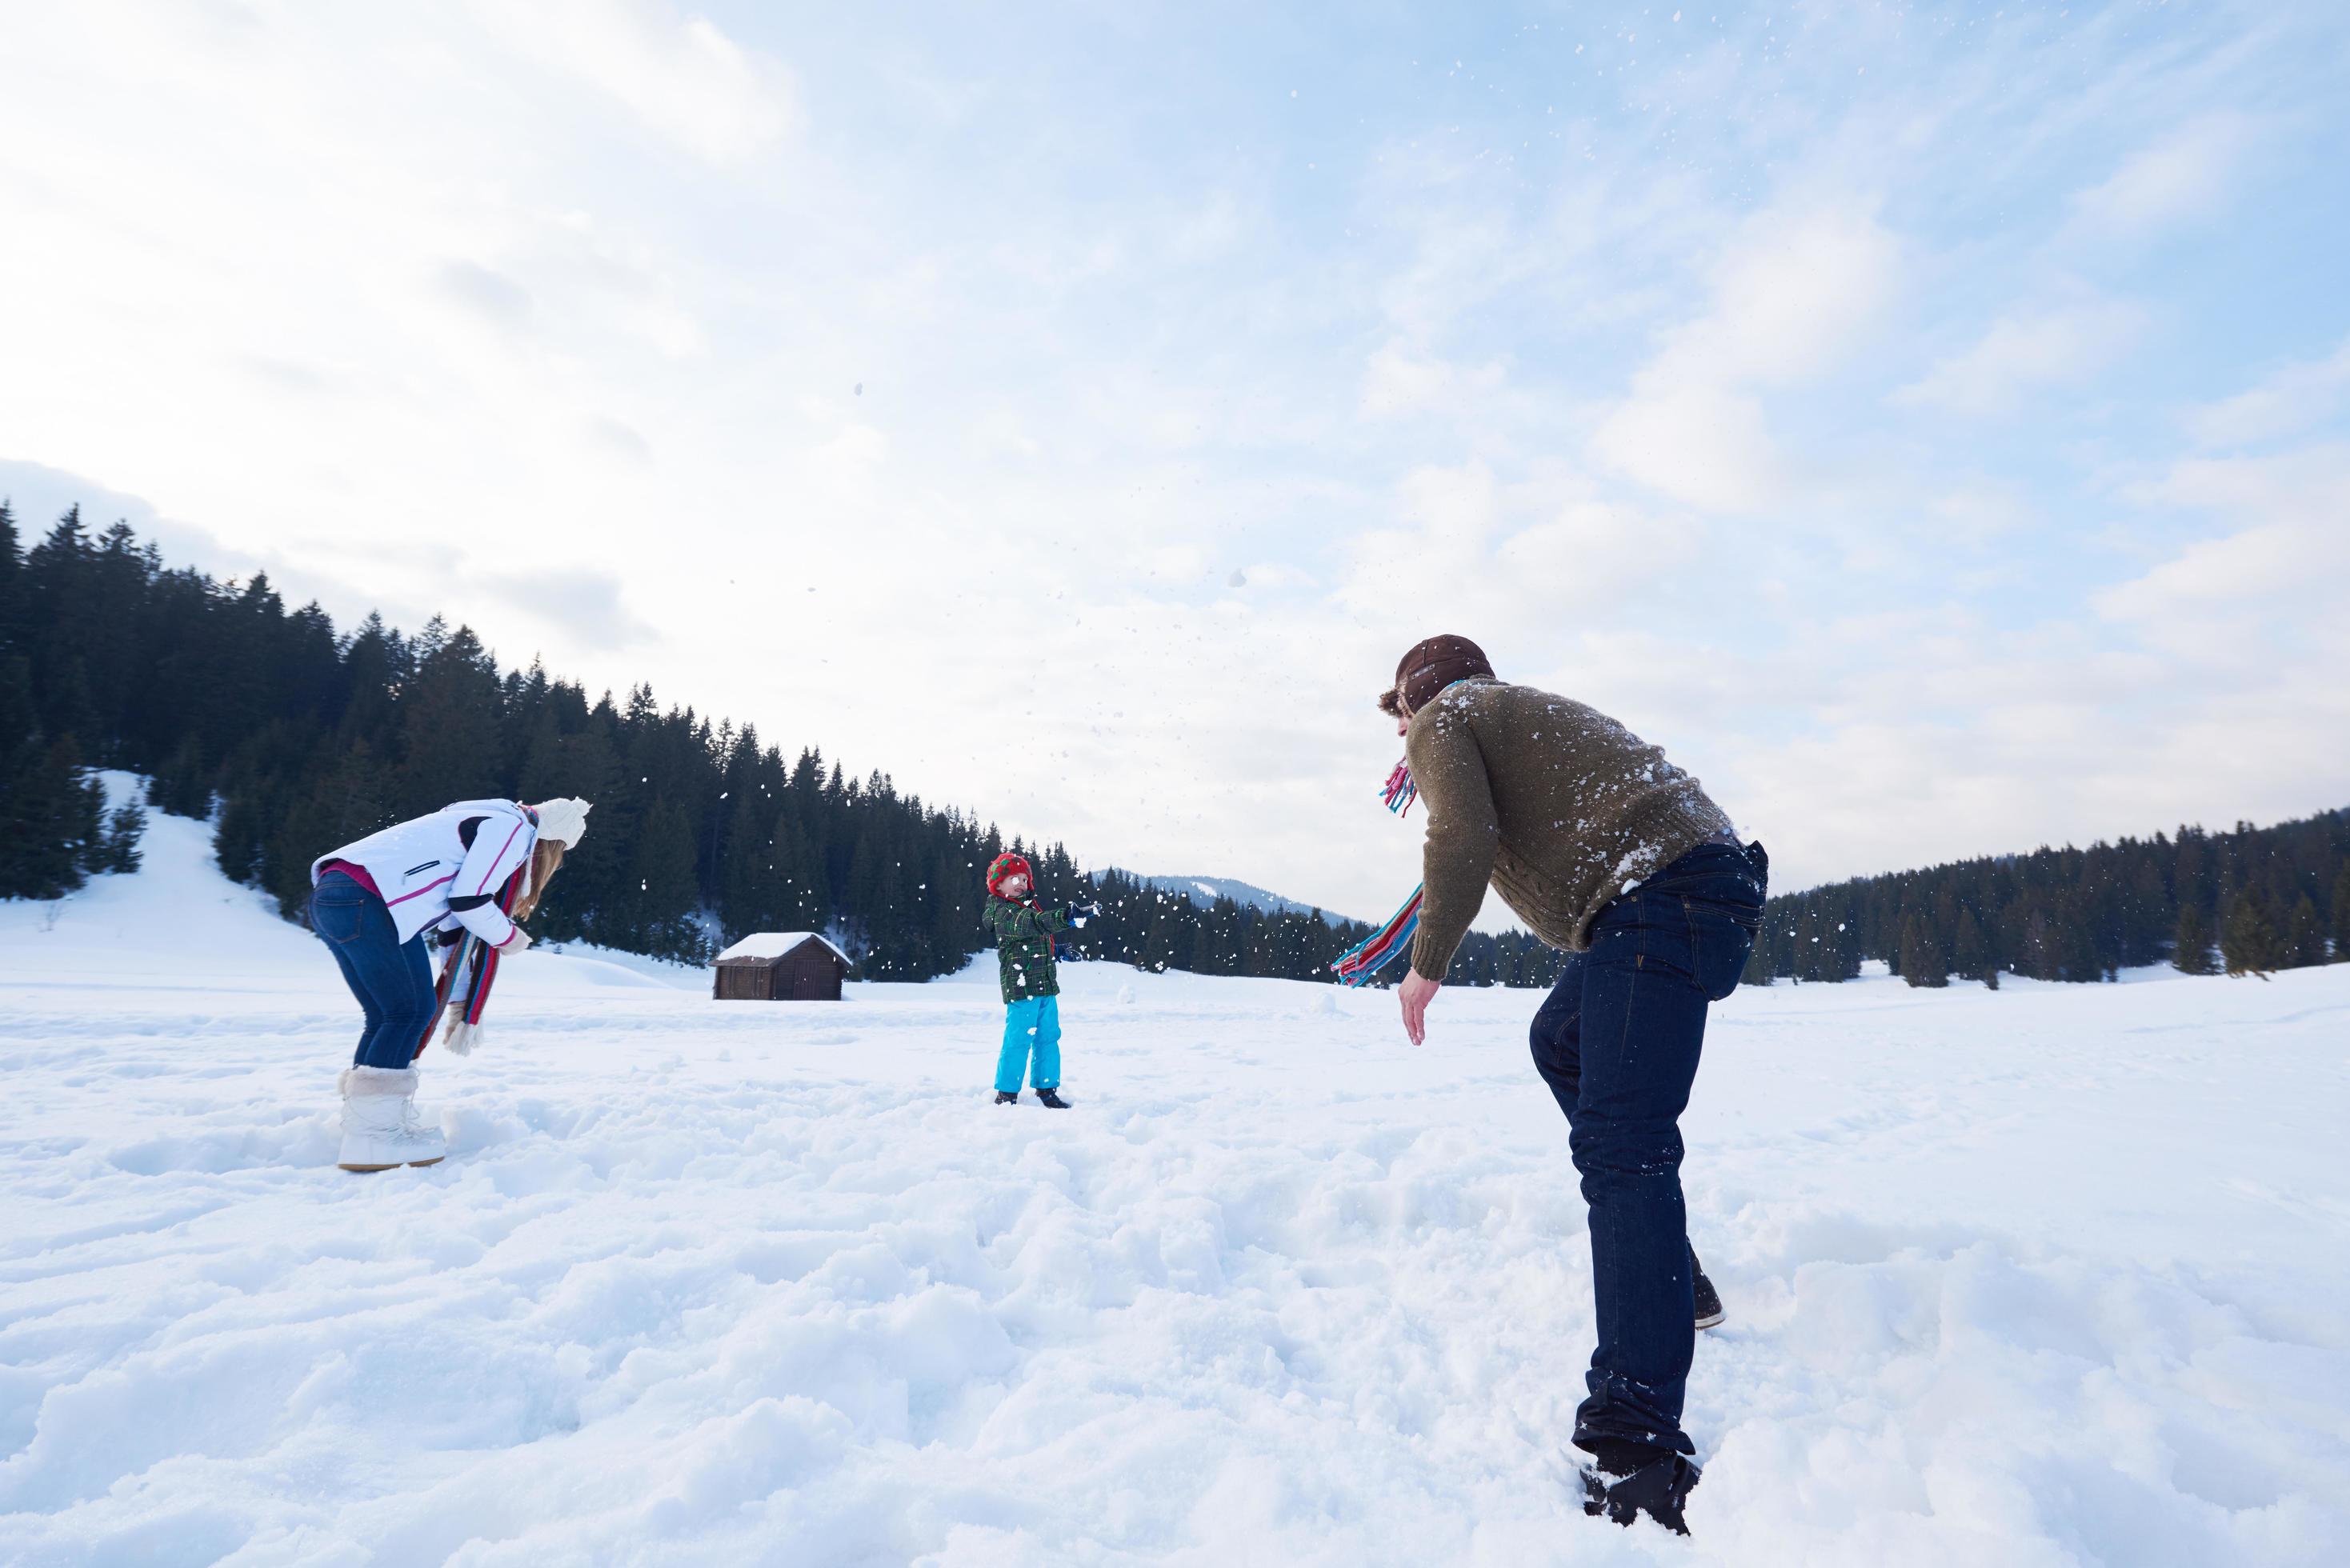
{"left": 1115, "top": 872, "right": 1355, "bottom": 926}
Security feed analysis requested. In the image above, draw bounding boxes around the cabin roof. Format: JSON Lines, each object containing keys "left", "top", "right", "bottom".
{"left": 712, "top": 931, "right": 851, "bottom": 966}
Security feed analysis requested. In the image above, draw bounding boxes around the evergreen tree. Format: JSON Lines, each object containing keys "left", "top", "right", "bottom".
{"left": 1899, "top": 914, "right": 1948, "bottom": 988}
{"left": 22, "top": 510, "right": 101, "bottom": 744}
{"left": 334, "top": 613, "right": 403, "bottom": 744}
{"left": 0, "top": 498, "right": 21, "bottom": 650}
{"left": 94, "top": 795, "right": 149, "bottom": 875}
{"left": 149, "top": 737, "right": 213, "bottom": 818}
{"left": 2333, "top": 863, "right": 2350, "bottom": 962}
{"left": 266, "top": 741, "right": 394, "bottom": 916}
{"left": 2283, "top": 894, "right": 2325, "bottom": 970}
{"left": 608, "top": 798, "right": 707, "bottom": 962}
{"left": 1952, "top": 907, "right": 1991, "bottom": 986}
{"left": 0, "top": 736, "right": 104, "bottom": 898}
{"left": 393, "top": 625, "right": 504, "bottom": 818}
{"left": 214, "top": 786, "right": 270, "bottom": 886}
{"left": 2171, "top": 903, "right": 2217, "bottom": 975}
{"left": 2172, "top": 829, "right": 2211, "bottom": 924}
{"left": 2220, "top": 889, "right": 2282, "bottom": 979}
{"left": 54, "top": 744, "right": 103, "bottom": 884}
{"left": 0, "top": 654, "right": 33, "bottom": 755}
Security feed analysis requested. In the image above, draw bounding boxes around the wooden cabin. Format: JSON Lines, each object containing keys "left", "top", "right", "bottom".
{"left": 711, "top": 932, "right": 851, "bottom": 1001}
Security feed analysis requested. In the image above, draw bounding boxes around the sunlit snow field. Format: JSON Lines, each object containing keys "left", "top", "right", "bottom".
{"left": 3, "top": 807, "right": 2347, "bottom": 1565}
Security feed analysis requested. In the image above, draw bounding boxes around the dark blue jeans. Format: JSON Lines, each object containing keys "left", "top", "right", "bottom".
{"left": 1527, "top": 839, "right": 1767, "bottom": 1460}
{"left": 310, "top": 870, "right": 438, "bottom": 1069}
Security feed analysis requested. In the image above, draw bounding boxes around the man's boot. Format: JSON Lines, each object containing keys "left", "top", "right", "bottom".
{"left": 1580, "top": 1442, "right": 1701, "bottom": 1535}
{"left": 338, "top": 1066, "right": 447, "bottom": 1171}
{"left": 1691, "top": 1244, "right": 1725, "bottom": 1330}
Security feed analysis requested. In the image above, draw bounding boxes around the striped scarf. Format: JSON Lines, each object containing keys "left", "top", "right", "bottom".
{"left": 415, "top": 814, "right": 537, "bottom": 1058}
{"left": 1331, "top": 756, "right": 1424, "bottom": 987}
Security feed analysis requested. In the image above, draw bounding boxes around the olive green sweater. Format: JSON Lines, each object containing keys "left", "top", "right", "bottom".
{"left": 1404, "top": 678, "right": 1731, "bottom": 979}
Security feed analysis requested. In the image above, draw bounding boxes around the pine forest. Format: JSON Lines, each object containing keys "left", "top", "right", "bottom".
{"left": 4, "top": 503, "right": 2344, "bottom": 989}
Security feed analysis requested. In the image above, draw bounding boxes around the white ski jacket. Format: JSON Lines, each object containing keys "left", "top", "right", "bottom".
{"left": 312, "top": 800, "right": 540, "bottom": 947}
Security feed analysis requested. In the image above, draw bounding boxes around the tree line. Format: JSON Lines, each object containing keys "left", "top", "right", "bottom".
{"left": 8, "top": 503, "right": 2342, "bottom": 990}
{"left": 0, "top": 503, "right": 1416, "bottom": 981}
{"left": 1027, "top": 866, "right": 1568, "bottom": 989}
{"left": 1743, "top": 810, "right": 2350, "bottom": 987}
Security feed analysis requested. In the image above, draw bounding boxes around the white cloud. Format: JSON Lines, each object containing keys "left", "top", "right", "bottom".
{"left": 1928, "top": 482, "right": 2034, "bottom": 541}
{"left": 2100, "top": 445, "right": 2350, "bottom": 645}
{"left": 2069, "top": 114, "right": 2257, "bottom": 238}
{"left": 1650, "top": 206, "right": 1904, "bottom": 389}
{"left": 1593, "top": 205, "right": 1901, "bottom": 511}
{"left": 1359, "top": 341, "right": 1506, "bottom": 420}
{"left": 470, "top": 0, "right": 795, "bottom": 164}
{"left": 1495, "top": 498, "right": 1695, "bottom": 603}
{"left": 2184, "top": 335, "right": 2350, "bottom": 448}
{"left": 1335, "top": 460, "right": 1703, "bottom": 660}
{"left": 1591, "top": 386, "right": 1787, "bottom": 514}
{"left": 1895, "top": 298, "right": 2143, "bottom": 417}
{"left": 436, "top": 260, "right": 534, "bottom": 326}
{"left": 1362, "top": 145, "right": 1541, "bottom": 342}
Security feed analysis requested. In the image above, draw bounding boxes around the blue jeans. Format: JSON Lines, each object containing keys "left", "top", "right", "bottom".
{"left": 1527, "top": 839, "right": 1767, "bottom": 1460}
{"left": 310, "top": 870, "right": 438, "bottom": 1069}
{"left": 996, "top": 995, "right": 1063, "bottom": 1093}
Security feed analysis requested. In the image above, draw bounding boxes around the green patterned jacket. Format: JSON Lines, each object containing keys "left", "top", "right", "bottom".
{"left": 981, "top": 895, "right": 1070, "bottom": 1004}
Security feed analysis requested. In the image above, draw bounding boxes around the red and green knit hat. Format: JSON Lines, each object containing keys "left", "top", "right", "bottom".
{"left": 986, "top": 852, "right": 1032, "bottom": 894}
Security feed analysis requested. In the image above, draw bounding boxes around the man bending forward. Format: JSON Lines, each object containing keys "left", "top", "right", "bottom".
{"left": 1383, "top": 634, "right": 1768, "bottom": 1536}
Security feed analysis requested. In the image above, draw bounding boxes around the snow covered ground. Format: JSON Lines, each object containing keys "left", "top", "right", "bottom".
{"left": 3, "top": 801, "right": 2347, "bottom": 1565}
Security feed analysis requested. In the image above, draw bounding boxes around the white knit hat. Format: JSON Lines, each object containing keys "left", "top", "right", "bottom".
{"left": 530, "top": 797, "right": 592, "bottom": 847}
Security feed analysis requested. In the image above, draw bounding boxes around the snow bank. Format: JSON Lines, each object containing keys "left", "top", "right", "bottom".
{"left": 2, "top": 805, "right": 2345, "bottom": 1562}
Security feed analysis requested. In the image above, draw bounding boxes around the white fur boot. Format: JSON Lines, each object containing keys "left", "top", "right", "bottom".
{"left": 338, "top": 1065, "right": 447, "bottom": 1171}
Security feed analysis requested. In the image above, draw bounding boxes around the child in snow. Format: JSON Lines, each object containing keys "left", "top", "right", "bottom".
{"left": 308, "top": 796, "right": 592, "bottom": 1171}
{"left": 979, "top": 851, "right": 1096, "bottom": 1107}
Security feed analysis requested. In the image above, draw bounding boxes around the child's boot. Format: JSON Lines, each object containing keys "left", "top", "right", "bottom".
{"left": 1035, "top": 1087, "right": 1070, "bottom": 1109}
{"left": 995, "top": 1090, "right": 1020, "bottom": 1105}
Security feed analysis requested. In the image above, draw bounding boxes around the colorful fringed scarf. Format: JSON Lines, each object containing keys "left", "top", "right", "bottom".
{"left": 415, "top": 817, "right": 537, "bottom": 1059}
{"left": 1331, "top": 754, "right": 1426, "bottom": 988}
{"left": 1331, "top": 882, "right": 1423, "bottom": 986}
{"left": 1379, "top": 758, "right": 1417, "bottom": 818}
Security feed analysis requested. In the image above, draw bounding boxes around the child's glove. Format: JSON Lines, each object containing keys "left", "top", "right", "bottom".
{"left": 1069, "top": 902, "right": 1103, "bottom": 928}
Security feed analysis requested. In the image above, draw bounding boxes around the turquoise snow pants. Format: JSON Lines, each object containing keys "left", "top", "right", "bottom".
{"left": 996, "top": 995, "right": 1062, "bottom": 1093}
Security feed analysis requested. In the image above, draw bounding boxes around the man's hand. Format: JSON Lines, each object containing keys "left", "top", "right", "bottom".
{"left": 1399, "top": 968, "right": 1441, "bottom": 1046}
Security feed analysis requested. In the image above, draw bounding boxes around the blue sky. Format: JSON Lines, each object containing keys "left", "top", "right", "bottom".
{"left": 3, "top": 1, "right": 2346, "bottom": 923}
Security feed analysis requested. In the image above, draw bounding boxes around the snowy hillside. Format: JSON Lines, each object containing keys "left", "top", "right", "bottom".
{"left": 3, "top": 806, "right": 2347, "bottom": 1563}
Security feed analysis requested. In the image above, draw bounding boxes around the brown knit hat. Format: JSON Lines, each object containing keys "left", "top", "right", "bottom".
{"left": 1383, "top": 634, "right": 1495, "bottom": 716}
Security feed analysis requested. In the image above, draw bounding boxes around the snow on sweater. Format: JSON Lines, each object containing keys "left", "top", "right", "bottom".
{"left": 1403, "top": 679, "right": 1732, "bottom": 977}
